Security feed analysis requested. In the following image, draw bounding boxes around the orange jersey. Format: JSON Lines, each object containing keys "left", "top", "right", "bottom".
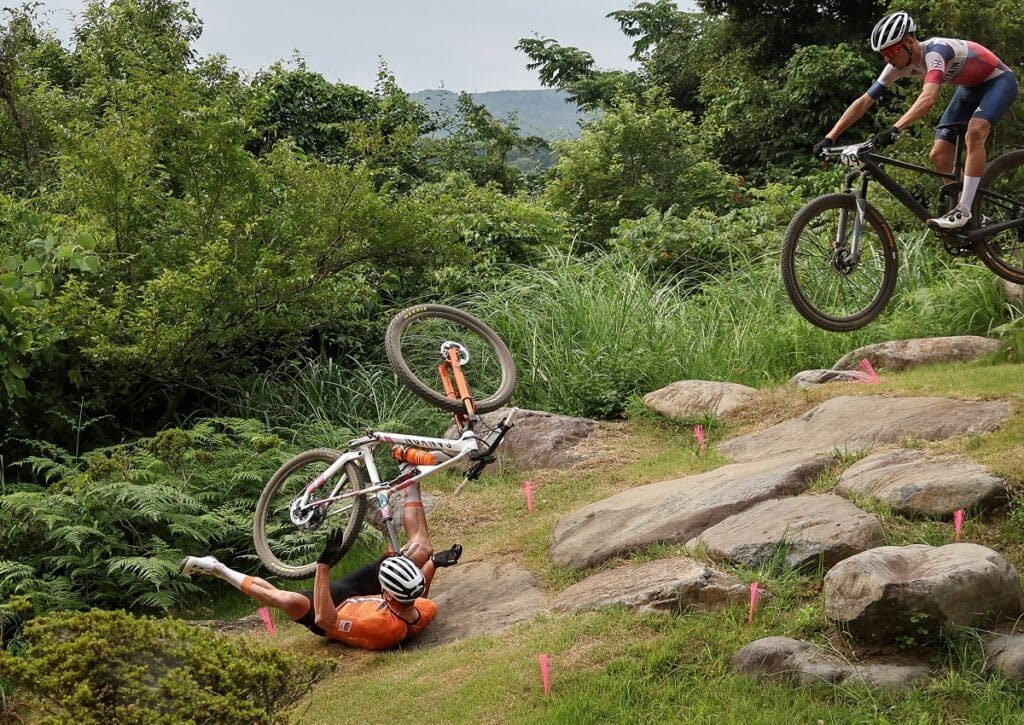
{"left": 324, "top": 595, "right": 436, "bottom": 650}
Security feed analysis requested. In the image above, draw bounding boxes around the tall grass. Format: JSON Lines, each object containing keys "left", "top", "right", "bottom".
{"left": 471, "top": 248, "right": 1014, "bottom": 419}
{"left": 224, "top": 357, "right": 447, "bottom": 447}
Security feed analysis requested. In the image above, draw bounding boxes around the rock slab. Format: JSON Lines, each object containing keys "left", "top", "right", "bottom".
{"left": 836, "top": 449, "right": 1006, "bottom": 517}
{"left": 550, "top": 557, "right": 749, "bottom": 615}
{"left": 718, "top": 396, "right": 1011, "bottom": 463}
{"left": 688, "top": 494, "right": 883, "bottom": 572}
{"left": 733, "top": 636, "right": 931, "bottom": 689}
{"left": 549, "top": 456, "right": 831, "bottom": 569}
{"left": 409, "top": 561, "right": 546, "bottom": 648}
{"left": 833, "top": 336, "right": 1000, "bottom": 372}
{"left": 448, "top": 407, "right": 601, "bottom": 470}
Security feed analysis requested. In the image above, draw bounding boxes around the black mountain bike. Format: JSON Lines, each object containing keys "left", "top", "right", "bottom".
{"left": 782, "top": 123, "right": 1024, "bottom": 331}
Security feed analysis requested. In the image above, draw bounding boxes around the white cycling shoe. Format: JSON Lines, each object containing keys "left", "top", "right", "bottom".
{"left": 928, "top": 205, "right": 972, "bottom": 230}
{"left": 179, "top": 555, "right": 221, "bottom": 576}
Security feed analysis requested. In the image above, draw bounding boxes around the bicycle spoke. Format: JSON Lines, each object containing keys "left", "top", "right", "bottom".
{"left": 782, "top": 194, "right": 897, "bottom": 331}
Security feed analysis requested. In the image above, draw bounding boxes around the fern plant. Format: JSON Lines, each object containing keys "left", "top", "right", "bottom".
{"left": 0, "top": 418, "right": 298, "bottom": 631}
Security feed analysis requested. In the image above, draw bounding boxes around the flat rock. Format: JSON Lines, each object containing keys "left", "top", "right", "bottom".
{"left": 447, "top": 407, "right": 601, "bottom": 470}
{"left": 836, "top": 449, "right": 1006, "bottom": 517}
{"left": 408, "top": 561, "right": 547, "bottom": 648}
{"left": 833, "top": 336, "right": 1000, "bottom": 372}
{"left": 985, "top": 634, "right": 1024, "bottom": 682}
{"left": 824, "top": 544, "right": 1024, "bottom": 644}
{"left": 643, "top": 380, "right": 758, "bottom": 419}
{"left": 718, "top": 396, "right": 1011, "bottom": 463}
{"left": 733, "top": 636, "right": 930, "bottom": 688}
{"left": 789, "top": 369, "right": 872, "bottom": 389}
{"left": 688, "top": 494, "right": 883, "bottom": 572}
{"left": 549, "top": 456, "right": 830, "bottom": 569}
{"left": 550, "top": 557, "right": 749, "bottom": 615}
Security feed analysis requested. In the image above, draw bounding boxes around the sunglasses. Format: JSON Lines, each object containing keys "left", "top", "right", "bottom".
{"left": 881, "top": 44, "right": 905, "bottom": 61}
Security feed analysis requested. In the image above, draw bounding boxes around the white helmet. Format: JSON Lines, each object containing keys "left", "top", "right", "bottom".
{"left": 870, "top": 11, "right": 916, "bottom": 52}
{"left": 378, "top": 556, "right": 426, "bottom": 603}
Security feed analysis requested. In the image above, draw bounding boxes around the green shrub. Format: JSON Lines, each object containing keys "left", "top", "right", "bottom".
{"left": 0, "top": 418, "right": 290, "bottom": 626}
{"left": 0, "top": 609, "right": 334, "bottom": 724}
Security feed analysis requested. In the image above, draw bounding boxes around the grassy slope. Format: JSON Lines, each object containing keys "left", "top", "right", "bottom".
{"left": 263, "top": 360, "right": 1024, "bottom": 724}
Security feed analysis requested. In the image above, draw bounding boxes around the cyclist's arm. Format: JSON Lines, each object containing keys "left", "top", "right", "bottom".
{"left": 312, "top": 562, "right": 339, "bottom": 631}
{"left": 825, "top": 93, "right": 876, "bottom": 142}
{"left": 894, "top": 81, "right": 940, "bottom": 131}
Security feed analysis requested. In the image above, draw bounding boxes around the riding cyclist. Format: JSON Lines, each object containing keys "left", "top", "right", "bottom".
{"left": 180, "top": 482, "right": 462, "bottom": 649}
{"left": 812, "top": 11, "right": 1018, "bottom": 230}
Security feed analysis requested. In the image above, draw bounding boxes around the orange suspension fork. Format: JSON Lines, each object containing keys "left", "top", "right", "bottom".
{"left": 439, "top": 347, "right": 476, "bottom": 418}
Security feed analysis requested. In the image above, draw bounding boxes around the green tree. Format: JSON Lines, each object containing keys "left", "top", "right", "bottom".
{"left": 544, "top": 90, "right": 737, "bottom": 248}
{"left": 431, "top": 92, "right": 548, "bottom": 192}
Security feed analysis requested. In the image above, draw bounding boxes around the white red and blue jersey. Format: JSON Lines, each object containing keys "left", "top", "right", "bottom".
{"left": 867, "top": 38, "right": 1009, "bottom": 100}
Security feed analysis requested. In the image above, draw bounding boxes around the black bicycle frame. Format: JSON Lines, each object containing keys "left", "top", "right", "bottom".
{"left": 841, "top": 127, "right": 1024, "bottom": 244}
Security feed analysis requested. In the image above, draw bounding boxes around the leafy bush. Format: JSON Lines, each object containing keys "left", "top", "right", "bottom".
{"left": 608, "top": 183, "right": 805, "bottom": 279}
{"left": 544, "top": 89, "right": 738, "bottom": 248}
{"left": 0, "top": 609, "right": 334, "bottom": 724}
{"left": 0, "top": 418, "right": 290, "bottom": 629}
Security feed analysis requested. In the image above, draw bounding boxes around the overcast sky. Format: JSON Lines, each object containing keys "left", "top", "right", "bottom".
{"left": 36, "top": 1, "right": 696, "bottom": 92}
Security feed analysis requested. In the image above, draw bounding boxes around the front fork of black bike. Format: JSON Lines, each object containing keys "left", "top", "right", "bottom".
{"left": 834, "top": 174, "right": 870, "bottom": 274}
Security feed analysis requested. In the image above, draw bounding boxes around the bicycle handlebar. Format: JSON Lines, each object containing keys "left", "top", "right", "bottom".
{"left": 453, "top": 407, "right": 518, "bottom": 496}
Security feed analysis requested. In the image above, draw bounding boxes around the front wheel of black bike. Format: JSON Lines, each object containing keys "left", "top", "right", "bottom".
{"left": 973, "top": 149, "right": 1024, "bottom": 284}
{"left": 253, "top": 449, "right": 367, "bottom": 579}
{"left": 385, "top": 304, "right": 516, "bottom": 414}
{"left": 781, "top": 193, "right": 899, "bottom": 332}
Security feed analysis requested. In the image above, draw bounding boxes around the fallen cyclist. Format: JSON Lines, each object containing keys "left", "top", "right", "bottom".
{"left": 180, "top": 483, "right": 462, "bottom": 649}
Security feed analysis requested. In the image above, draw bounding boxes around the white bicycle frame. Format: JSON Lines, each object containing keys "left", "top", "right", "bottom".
{"left": 292, "top": 408, "right": 519, "bottom": 550}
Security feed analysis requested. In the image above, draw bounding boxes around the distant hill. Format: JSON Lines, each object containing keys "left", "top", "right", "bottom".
{"left": 408, "top": 89, "right": 586, "bottom": 141}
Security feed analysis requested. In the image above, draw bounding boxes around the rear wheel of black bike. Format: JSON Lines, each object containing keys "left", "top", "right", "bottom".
{"left": 973, "top": 149, "right": 1024, "bottom": 284}
{"left": 254, "top": 449, "right": 366, "bottom": 579}
{"left": 781, "top": 193, "right": 898, "bottom": 332}
{"left": 385, "top": 304, "right": 516, "bottom": 413}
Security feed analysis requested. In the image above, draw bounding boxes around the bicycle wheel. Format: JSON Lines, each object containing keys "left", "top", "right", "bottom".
{"left": 385, "top": 304, "right": 516, "bottom": 413}
{"left": 253, "top": 449, "right": 367, "bottom": 579}
{"left": 781, "top": 193, "right": 898, "bottom": 332}
{"left": 973, "top": 149, "right": 1024, "bottom": 284}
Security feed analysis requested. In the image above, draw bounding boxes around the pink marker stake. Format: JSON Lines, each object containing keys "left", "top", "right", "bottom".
{"left": 954, "top": 509, "right": 964, "bottom": 542}
{"left": 748, "top": 582, "right": 761, "bottom": 624}
{"left": 539, "top": 654, "right": 550, "bottom": 696}
{"left": 694, "top": 424, "right": 706, "bottom": 455}
{"left": 258, "top": 606, "right": 276, "bottom": 635}
{"left": 524, "top": 480, "right": 534, "bottom": 513}
{"left": 856, "top": 358, "right": 880, "bottom": 384}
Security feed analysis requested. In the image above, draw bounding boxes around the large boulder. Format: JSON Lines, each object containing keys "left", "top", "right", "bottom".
{"left": 447, "top": 408, "right": 601, "bottom": 470}
{"left": 408, "top": 561, "right": 547, "bottom": 648}
{"left": 688, "top": 494, "right": 883, "bottom": 572}
{"left": 643, "top": 380, "right": 758, "bottom": 419}
{"left": 549, "top": 456, "right": 830, "bottom": 569}
{"left": 836, "top": 449, "right": 1006, "bottom": 517}
{"left": 733, "top": 637, "right": 930, "bottom": 688}
{"left": 718, "top": 396, "right": 1011, "bottom": 463}
{"left": 824, "top": 544, "right": 1023, "bottom": 644}
{"left": 550, "top": 557, "right": 748, "bottom": 615}
{"left": 833, "top": 336, "right": 1000, "bottom": 372}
